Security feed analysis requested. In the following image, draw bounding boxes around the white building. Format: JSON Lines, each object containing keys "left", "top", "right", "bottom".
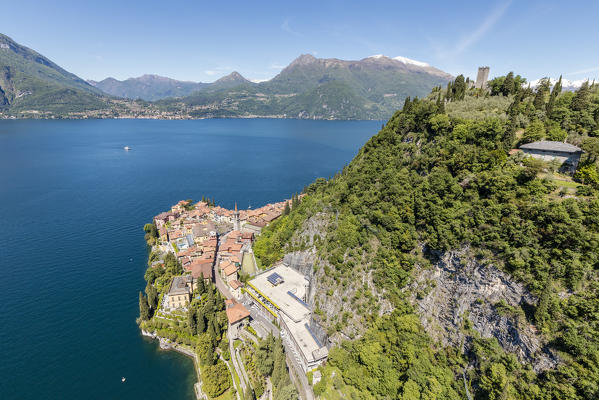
{"left": 247, "top": 265, "right": 328, "bottom": 372}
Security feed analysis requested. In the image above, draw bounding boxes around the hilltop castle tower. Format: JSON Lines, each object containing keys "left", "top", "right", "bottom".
{"left": 233, "top": 202, "right": 240, "bottom": 231}
{"left": 475, "top": 66, "right": 490, "bottom": 89}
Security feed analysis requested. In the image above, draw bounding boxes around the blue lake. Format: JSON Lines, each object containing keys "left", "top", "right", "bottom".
{"left": 0, "top": 118, "right": 381, "bottom": 400}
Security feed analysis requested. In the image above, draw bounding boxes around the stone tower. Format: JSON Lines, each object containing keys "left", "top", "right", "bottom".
{"left": 475, "top": 66, "right": 490, "bottom": 89}
{"left": 233, "top": 202, "right": 240, "bottom": 231}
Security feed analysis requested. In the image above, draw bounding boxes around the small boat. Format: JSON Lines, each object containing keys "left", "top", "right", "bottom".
{"left": 122, "top": 377, "right": 126, "bottom": 382}
{"left": 123, "top": 146, "right": 131, "bottom": 151}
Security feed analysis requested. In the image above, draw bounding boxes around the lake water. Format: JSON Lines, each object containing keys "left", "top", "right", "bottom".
{"left": 0, "top": 118, "right": 380, "bottom": 400}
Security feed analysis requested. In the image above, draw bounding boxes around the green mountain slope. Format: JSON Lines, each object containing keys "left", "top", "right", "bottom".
{"left": 0, "top": 34, "right": 452, "bottom": 119}
{"left": 0, "top": 33, "right": 107, "bottom": 113}
{"left": 162, "top": 54, "right": 452, "bottom": 120}
{"left": 254, "top": 77, "right": 599, "bottom": 399}
{"left": 88, "top": 74, "right": 207, "bottom": 101}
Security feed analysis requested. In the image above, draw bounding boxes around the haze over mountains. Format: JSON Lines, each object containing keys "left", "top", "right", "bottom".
{"left": 0, "top": 33, "right": 453, "bottom": 119}
{"left": 87, "top": 75, "right": 207, "bottom": 101}
{"left": 155, "top": 54, "right": 453, "bottom": 119}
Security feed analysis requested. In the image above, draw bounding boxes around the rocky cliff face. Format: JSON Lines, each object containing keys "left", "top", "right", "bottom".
{"left": 409, "top": 248, "right": 558, "bottom": 372}
{"left": 280, "top": 212, "right": 393, "bottom": 344}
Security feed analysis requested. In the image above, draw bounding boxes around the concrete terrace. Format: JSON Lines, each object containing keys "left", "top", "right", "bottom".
{"left": 248, "top": 265, "right": 310, "bottom": 322}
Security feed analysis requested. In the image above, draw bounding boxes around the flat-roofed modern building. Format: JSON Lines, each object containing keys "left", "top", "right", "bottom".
{"left": 247, "top": 265, "right": 328, "bottom": 372}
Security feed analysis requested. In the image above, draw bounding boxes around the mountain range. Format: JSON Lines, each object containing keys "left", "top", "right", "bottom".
{"left": 155, "top": 54, "right": 453, "bottom": 119}
{"left": 0, "top": 33, "right": 452, "bottom": 119}
{"left": 87, "top": 75, "right": 207, "bottom": 101}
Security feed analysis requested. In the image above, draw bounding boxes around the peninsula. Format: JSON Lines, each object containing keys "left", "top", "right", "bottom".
{"left": 138, "top": 195, "right": 323, "bottom": 400}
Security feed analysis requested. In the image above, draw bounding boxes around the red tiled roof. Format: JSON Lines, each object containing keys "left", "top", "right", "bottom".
{"left": 191, "top": 261, "right": 213, "bottom": 280}
{"left": 226, "top": 303, "right": 250, "bottom": 324}
{"left": 224, "top": 264, "right": 238, "bottom": 276}
{"left": 229, "top": 280, "right": 242, "bottom": 289}
{"left": 219, "top": 260, "right": 233, "bottom": 270}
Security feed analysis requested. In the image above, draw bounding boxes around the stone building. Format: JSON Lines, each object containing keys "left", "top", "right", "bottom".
{"left": 166, "top": 275, "right": 192, "bottom": 309}
{"left": 519, "top": 140, "right": 583, "bottom": 173}
{"left": 226, "top": 299, "right": 250, "bottom": 339}
{"left": 475, "top": 66, "right": 490, "bottom": 89}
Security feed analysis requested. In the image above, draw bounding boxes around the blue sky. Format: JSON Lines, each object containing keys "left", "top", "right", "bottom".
{"left": 4, "top": 0, "right": 599, "bottom": 83}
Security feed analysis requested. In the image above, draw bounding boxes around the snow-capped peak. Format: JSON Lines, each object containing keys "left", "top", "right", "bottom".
{"left": 367, "top": 54, "right": 430, "bottom": 68}
{"left": 393, "top": 56, "right": 429, "bottom": 68}
{"left": 529, "top": 77, "right": 593, "bottom": 90}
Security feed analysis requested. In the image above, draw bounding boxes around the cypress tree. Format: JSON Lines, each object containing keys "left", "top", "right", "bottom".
{"left": 197, "top": 278, "right": 205, "bottom": 295}
{"left": 452, "top": 75, "right": 466, "bottom": 100}
{"left": 139, "top": 292, "right": 150, "bottom": 321}
{"left": 207, "top": 322, "right": 217, "bottom": 346}
{"left": 436, "top": 93, "right": 445, "bottom": 114}
{"left": 212, "top": 317, "right": 221, "bottom": 338}
{"left": 196, "top": 312, "right": 206, "bottom": 334}
{"left": 403, "top": 96, "right": 411, "bottom": 111}
{"left": 508, "top": 92, "right": 521, "bottom": 117}
{"left": 187, "top": 307, "right": 197, "bottom": 333}
{"left": 572, "top": 81, "right": 590, "bottom": 111}
{"left": 283, "top": 201, "right": 290, "bottom": 215}
{"left": 502, "top": 72, "right": 515, "bottom": 96}
{"left": 146, "top": 283, "right": 158, "bottom": 312}
{"left": 445, "top": 82, "right": 452, "bottom": 101}
{"left": 533, "top": 78, "right": 550, "bottom": 110}
{"left": 546, "top": 75, "right": 562, "bottom": 116}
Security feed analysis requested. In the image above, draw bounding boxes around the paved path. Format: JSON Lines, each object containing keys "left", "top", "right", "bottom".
{"left": 228, "top": 333, "right": 248, "bottom": 393}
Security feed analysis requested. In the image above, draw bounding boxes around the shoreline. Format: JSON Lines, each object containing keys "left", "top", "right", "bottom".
{"left": 141, "top": 329, "right": 205, "bottom": 400}
{"left": 0, "top": 115, "right": 380, "bottom": 121}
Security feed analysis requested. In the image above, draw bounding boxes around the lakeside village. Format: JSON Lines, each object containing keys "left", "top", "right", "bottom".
{"left": 138, "top": 196, "right": 327, "bottom": 400}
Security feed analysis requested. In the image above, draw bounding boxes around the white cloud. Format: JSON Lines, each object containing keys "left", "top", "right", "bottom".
{"left": 281, "top": 19, "right": 302, "bottom": 37}
{"left": 430, "top": 0, "right": 511, "bottom": 60}
{"left": 455, "top": 0, "right": 511, "bottom": 55}
{"left": 269, "top": 63, "right": 286, "bottom": 69}
{"left": 567, "top": 66, "right": 599, "bottom": 76}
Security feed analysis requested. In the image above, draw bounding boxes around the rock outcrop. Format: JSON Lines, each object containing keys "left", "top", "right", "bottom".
{"left": 410, "top": 248, "right": 558, "bottom": 372}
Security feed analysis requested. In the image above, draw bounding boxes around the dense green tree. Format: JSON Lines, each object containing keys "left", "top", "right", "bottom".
{"left": 143, "top": 223, "right": 158, "bottom": 244}
{"left": 546, "top": 75, "right": 562, "bottom": 116}
{"left": 255, "top": 334, "right": 275, "bottom": 377}
{"left": 582, "top": 137, "right": 599, "bottom": 163}
{"left": 436, "top": 93, "right": 445, "bottom": 114}
{"left": 488, "top": 76, "right": 505, "bottom": 96}
{"left": 139, "top": 292, "right": 150, "bottom": 321}
{"left": 533, "top": 78, "right": 551, "bottom": 110}
{"left": 522, "top": 120, "right": 546, "bottom": 143}
{"left": 196, "top": 277, "right": 205, "bottom": 296}
{"left": 273, "top": 384, "right": 298, "bottom": 400}
{"left": 196, "top": 311, "right": 206, "bottom": 334}
{"left": 145, "top": 283, "right": 158, "bottom": 312}
{"left": 196, "top": 333, "right": 216, "bottom": 365}
{"left": 502, "top": 71, "right": 515, "bottom": 96}
{"left": 572, "top": 81, "right": 590, "bottom": 111}
{"left": 253, "top": 77, "right": 599, "bottom": 400}
{"left": 452, "top": 75, "right": 466, "bottom": 101}
{"left": 201, "top": 361, "right": 231, "bottom": 397}
{"left": 187, "top": 306, "right": 197, "bottom": 333}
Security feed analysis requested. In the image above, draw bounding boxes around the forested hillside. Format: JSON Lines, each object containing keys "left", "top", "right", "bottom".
{"left": 0, "top": 33, "right": 108, "bottom": 113}
{"left": 254, "top": 75, "right": 599, "bottom": 399}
